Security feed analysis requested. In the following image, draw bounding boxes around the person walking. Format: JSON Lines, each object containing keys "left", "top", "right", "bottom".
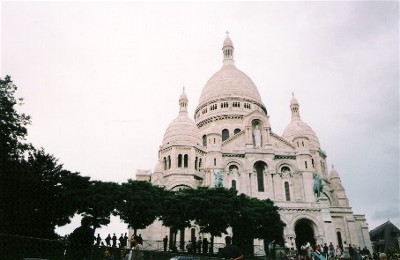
{"left": 112, "top": 233, "right": 117, "bottom": 247}
{"left": 67, "top": 217, "right": 95, "bottom": 260}
{"left": 105, "top": 234, "right": 112, "bottom": 247}
{"left": 119, "top": 234, "right": 124, "bottom": 247}
{"left": 197, "top": 237, "right": 202, "bottom": 254}
{"left": 329, "top": 242, "right": 335, "bottom": 259}
{"left": 96, "top": 234, "right": 102, "bottom": 246}
{"left": 202, "top": 238, "right": 208, "bottom": 255}
{"left": 219, "top": 236, "right": 243, "bottom": 260}
{"left": 336, "top": 245, "right": 343, "bottom": 259}
{"left": 128, "top": 235, "right": 144, "bottom": 260}
{"left": 163, "top": 235, "right": 168, "bottom": 252}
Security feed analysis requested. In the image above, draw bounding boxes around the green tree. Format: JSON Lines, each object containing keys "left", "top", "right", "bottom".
{"left": 0, "top": 148, "right": 93, "bottom": 238}
{"left": 116, "top": 180, "right": 165, "bottom": 235}
{"left": 26, "top": 148, "right": 79, "bottom": 237}
{"left": 190, "top": 187, "right": 239, "bottom": 252}
{"left": 255, "top": 199, "right": 285, "bottom": 245}
{"left": 78, "top": 180, "right": 121, "bottom": 230}
{"left": 160, "top": 188, "right": 194, "bottom": 250}
{"left": 0, "top": 75, "right": 32, "bottom": 161}
{"left": 231, "top": 194, "right": 285, "bottom": 256}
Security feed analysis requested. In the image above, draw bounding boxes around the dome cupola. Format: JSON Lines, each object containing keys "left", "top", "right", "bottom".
{"left": 222, "top": 32, "right": 234, "bottom": 65}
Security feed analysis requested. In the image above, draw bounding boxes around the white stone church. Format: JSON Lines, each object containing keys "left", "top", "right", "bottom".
{"left": 135, "top": 35, "right": 372, "bottom": 252}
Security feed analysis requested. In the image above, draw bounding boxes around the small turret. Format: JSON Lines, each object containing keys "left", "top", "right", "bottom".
{"left": 329, "top": 165, "right": 349, "bottom": 207}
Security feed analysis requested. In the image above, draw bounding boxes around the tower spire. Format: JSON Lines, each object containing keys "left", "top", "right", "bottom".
{"left": 290, "top": 93, "right": 300, "bottom": 119}
{"left": 222, "top": 32, "right": 234, "bottom": 65}
{"left": 179, "top": 87, "right": 188, "bottom": 113}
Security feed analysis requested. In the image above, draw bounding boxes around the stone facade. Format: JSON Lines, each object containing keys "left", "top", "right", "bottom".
{"left": 135, "top": 35, "right": 372, "bottom": 253}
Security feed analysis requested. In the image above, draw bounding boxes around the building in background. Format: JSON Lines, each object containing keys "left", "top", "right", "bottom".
{"left": 135, "top": 35, "right": 372, "bottom": 253}
{"left": 370, "top": 220, "right": 400, "bottom": 253}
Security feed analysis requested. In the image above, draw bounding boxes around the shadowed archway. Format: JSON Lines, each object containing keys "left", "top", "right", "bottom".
{"left": 295, "top": 218, "right": 316, "bottom": 250}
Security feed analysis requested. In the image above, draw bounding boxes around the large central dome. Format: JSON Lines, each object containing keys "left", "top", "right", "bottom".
{"left": 195, "top": 35, "right": 266, "bottom": 123}
{"left": 198, "top": 63, "right": 263, "bottom": 105}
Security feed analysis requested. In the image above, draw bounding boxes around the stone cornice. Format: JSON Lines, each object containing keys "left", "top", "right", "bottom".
{"left": 195, "top": 97, "right": 267, "bottom": 115}
{"left": 274, "top": 154, "right": 296, "bottom": 160}
{"left": 159, "top": 144, "right": 206, "bottom": 154}
{"left": 222, "top": 153, "right": 245, "bottom": 158}
{"left": 278, "top": 207, "right": 321, "bottom": 213}
{"left": 196, "top": 114, "right": 244, "bottom": 128}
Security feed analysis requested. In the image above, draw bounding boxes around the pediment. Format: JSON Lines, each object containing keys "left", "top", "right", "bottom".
{"left": 221, "top": 129, "right": 246, "bottom": 151}
{"left": 269, "top": 131, "right": 295, "bottom": 150}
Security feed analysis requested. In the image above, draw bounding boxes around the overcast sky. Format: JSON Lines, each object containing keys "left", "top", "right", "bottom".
{"left": 1, "top": 1, "right": 399, "bottom": 238}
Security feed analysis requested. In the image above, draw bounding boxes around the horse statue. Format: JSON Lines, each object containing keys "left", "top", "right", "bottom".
{"left": 313, "top": 173, "right": 323, "bottom": 198}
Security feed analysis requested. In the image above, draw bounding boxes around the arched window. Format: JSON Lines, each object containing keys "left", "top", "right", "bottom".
{"left": 285, "top": 182, "right": 291, "bottom": 201}
{"left": 178, "top": 154, "right": 182, "bottom": 168}
{"left": 199, "top": 158, "right": 202, "bottom": 169}
{"left": 231, "top": 180, "right": 237, "bottom": 190}
{"left": 337, "top": 232, "right": 343, "bottom": 250}
{"left": 222, "top": 129, "right": 229, "bottom": 141}
{"left": 229, "top": 165, "right": 238, "bottom": 174}
{"left": 281, "top": 166, "right": 291, "bottom": 174}
{"left": 202, "top": 134, "right": 207, "bottom": 147}
{"left": 184, "top": 154, "right": 188, "bottom": 168}
{"left": 214, "top": 158, "right": 216, "bottom": 166}
{"left": 234, "top": 128, "right": 241, "bottom": 134}
{"left": 168, "top": 156, "right": 171, "bottom": 169}
{"left": 163, "top": 157, "right": 167, "bottom": 170}
{"left": 195, "top": 157, "right": 198, "bottom": 170}
{"left": 254, "top": 162, "right": 266, "bottom": 192}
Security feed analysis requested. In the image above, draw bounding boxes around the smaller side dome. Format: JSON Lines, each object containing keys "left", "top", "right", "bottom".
{"left": 162, "top": 88, "right": 201, "bottom": 146}
{"left": 163, "top": 113, "right": 201, "bottom": 146}
{"left": 282, "top": 94, "right": 320, "bottom": 148}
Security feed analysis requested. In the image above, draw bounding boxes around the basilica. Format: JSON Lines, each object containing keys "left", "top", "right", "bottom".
{"left": 136, "top": 35, "right": 372, "bottom": 253}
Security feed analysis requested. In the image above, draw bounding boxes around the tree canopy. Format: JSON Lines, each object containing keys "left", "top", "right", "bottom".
{"left": 116, "top": 180, "right": 166, "bottom": 234}
{"left": 0, "top": 75, "right": 32, "bottom": 161}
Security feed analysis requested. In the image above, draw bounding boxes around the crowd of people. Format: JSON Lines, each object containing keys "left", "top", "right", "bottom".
{"left": 66, "top": 217, "right": 145, "bottom": 260}
{"left": 94, "top": 233, "right": 142, "bottom": 248}
{"left": 184, "top": 236, "right": 212, "bottom": 254}
{"left": 95, "top": 233, "right": 144, "bottom": 260}
{"left": 67, "top": 218, "right": 396, "bottom": 260}
{"left": 284, "top": 242, "right": 374, "bottom": 260}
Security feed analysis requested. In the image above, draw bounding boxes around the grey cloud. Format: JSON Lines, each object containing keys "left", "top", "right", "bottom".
{"left": 372, "top": 207, "right": 400, "bottom": 222}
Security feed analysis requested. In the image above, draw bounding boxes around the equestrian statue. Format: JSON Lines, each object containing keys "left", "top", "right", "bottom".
{"left": 313, "top": 172, "right": 323, "bottom": 199}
